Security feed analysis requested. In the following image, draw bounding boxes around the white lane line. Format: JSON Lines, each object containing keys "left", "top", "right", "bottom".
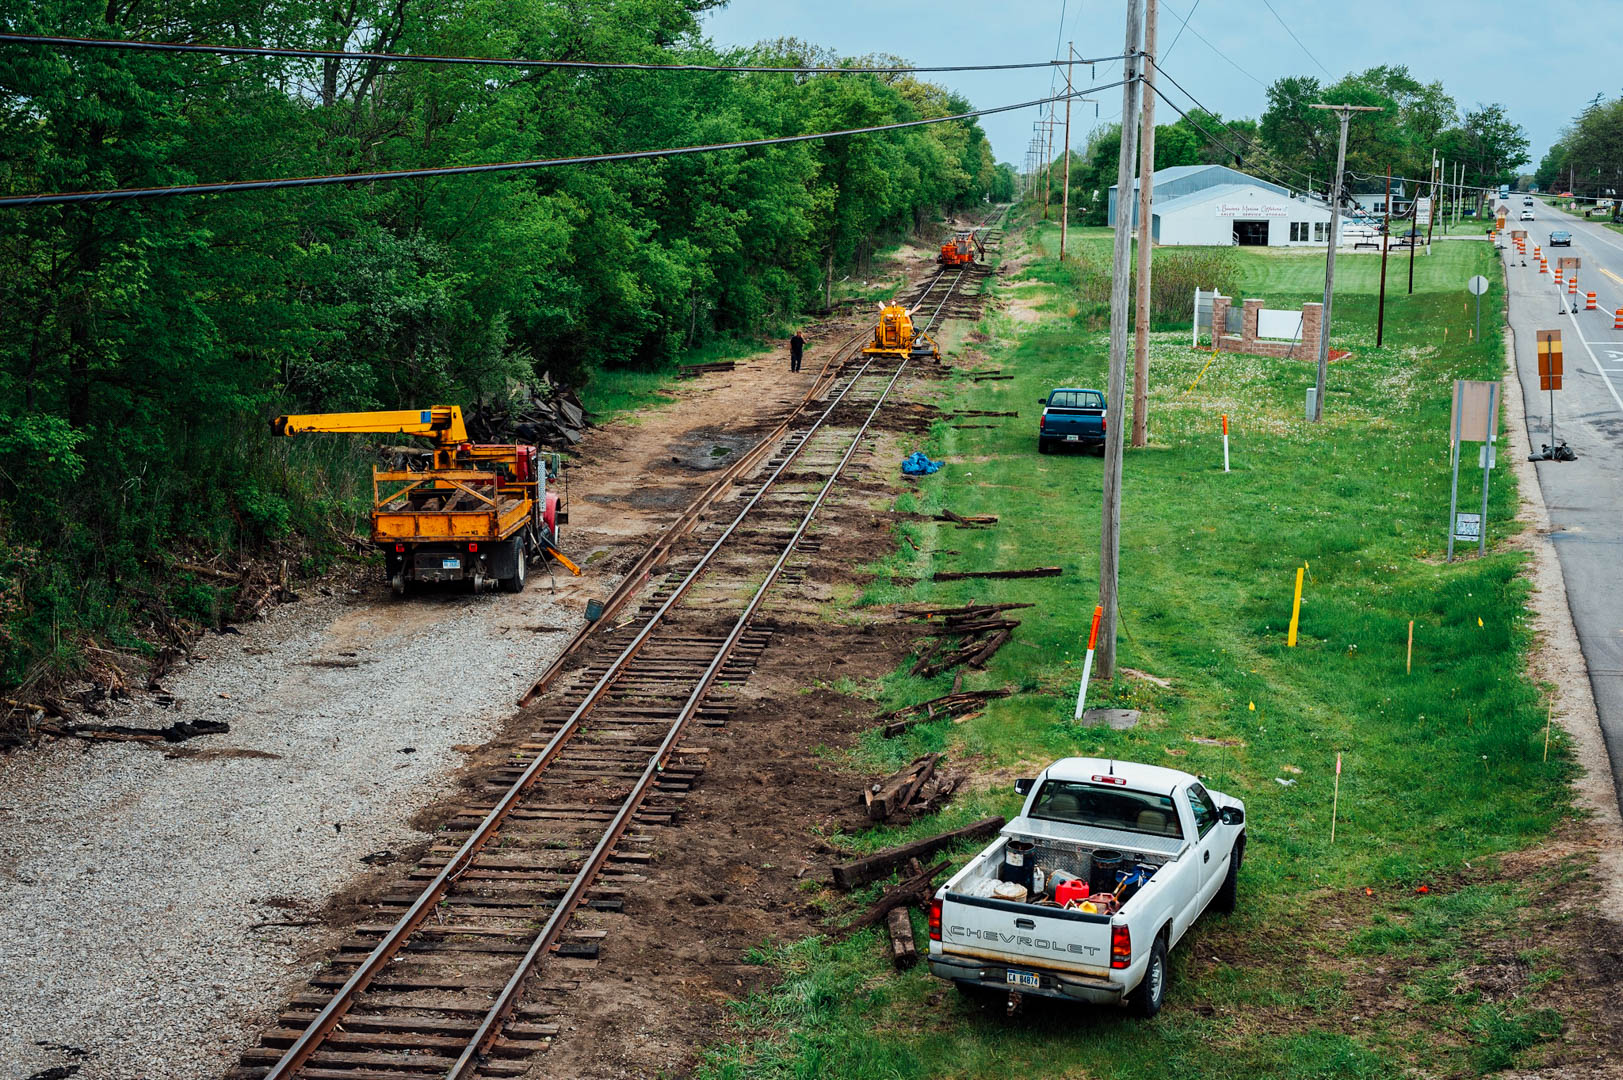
{"left": 1540, "top": 270, "right": 1623, "bottom": 415}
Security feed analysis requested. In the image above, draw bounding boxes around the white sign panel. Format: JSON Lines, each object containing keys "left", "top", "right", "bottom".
{"left": 1415, "top": 197, "right": 1433, "bottom": 227}
{"left": 1452, "top": 512, "right": 1481, "bottom": 541}
{"left": 1215, "top": 202, "right": 1292, "bottom": 218}
{"left": 1257, "top": 309, "right": 1304, "bottom": 340}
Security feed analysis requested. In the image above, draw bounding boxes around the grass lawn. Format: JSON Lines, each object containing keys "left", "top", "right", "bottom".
{"left": 694, "top": 214, "right": 1592, "bottom": 1078}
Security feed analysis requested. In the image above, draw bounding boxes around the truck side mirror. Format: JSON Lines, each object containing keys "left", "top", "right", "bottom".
{"left": 1220, "top": 806, "right": 1244, "bottom": 826}
{"left": 1014, "top": 778, "right": 1034, "bottom": 795}
{"left": 1036, "top": 398, "right": 1048, "bottom": 406}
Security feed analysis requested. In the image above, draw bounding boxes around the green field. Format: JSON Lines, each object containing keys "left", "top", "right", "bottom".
{"left": 695, "top": 218, "right": 1587, "bottom": 1079}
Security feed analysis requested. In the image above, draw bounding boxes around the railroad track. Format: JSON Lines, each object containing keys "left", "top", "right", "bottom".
{"left": 233, "top": 220, "right": 1000, "bottom": 1080}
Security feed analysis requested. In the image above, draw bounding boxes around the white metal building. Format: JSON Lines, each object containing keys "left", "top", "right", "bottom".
{"left": 1107, "top": 165, "right": 1336, "bottom": 248}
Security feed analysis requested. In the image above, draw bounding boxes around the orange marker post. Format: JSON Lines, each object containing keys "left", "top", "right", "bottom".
{"left": 1073, "top": 604, "right": 1104, "bottom": 721}
{"left": 1221, "top": 414, "right": 1230, "bottom": 473}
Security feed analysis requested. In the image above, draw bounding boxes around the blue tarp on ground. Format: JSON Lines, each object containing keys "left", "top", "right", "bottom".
{"left": 901, "top": 451, "right": 942, "bottom": 475}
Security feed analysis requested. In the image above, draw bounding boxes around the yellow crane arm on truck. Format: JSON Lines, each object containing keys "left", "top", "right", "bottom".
{"left": 271, "top": 406, "right": 469, "bottom": 458}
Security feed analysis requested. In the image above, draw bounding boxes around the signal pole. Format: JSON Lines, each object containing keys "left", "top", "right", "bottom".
{"left": 1306, "top": 103, "right": 1380, "bottom": 422}
{"left": 1131, "top": 0, "right": 1158, "bottom": 448}
{"left": 1097, "top": 0, "right": 1144, "bottom": 681}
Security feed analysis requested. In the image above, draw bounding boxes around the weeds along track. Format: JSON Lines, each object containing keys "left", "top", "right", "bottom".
{"left": 233, "top": 224, "right": 1000, "bottom": 1080}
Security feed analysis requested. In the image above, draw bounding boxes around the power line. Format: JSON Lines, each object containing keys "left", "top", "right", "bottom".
{"left": 1257, "top": 0, "right": 1331, "bottom": 77}
{"left": 1160, "top": 0, "right": 1200, "bottom": 63}
{"left": 0, "top": 81, "right": 1125, "bottom": 209}
{"left": 0, "top": 33, "right": 1125, "bottom": 74}
{"left": 1152, "top": 63, "right": 1321, "bottom": 190}
{"left": 1154, "top": 1, "right": 1266, "bottom": 87}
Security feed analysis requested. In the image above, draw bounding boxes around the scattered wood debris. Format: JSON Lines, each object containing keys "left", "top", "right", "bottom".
{"left": 862, "top": 754, "right": 967, "bottom": 822}
{"left": 677, "top": 360, "right": 736, "bottom": 378}
{"left": 933, "top": 510, "right": 998, "bottom": 527}
{"left": 831, "top": 816, "right": 1006, "bottom": 890}
{"left": 849, "top": 859, "right": 949, "bottom": 930}
{"left": 878, "top": 689, "right": 1012, "bottom": 737}
{"left": 932, "top": 566, "right": 1061, "bottom": 582}
{"left": 886, "top": 907, "right": 918, "bottom": 969}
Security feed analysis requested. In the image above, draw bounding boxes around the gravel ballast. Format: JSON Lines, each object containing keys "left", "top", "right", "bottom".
{"left": 0, "top": 578, "right": 596, "bottom": 1079}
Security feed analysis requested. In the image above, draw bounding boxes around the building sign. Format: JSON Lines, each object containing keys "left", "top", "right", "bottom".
{"left": 1215, "top": 202, "right": 1292, "bottom": 218}
{"left": 1416, "top": 197, "right": 1433, "bottom": 227}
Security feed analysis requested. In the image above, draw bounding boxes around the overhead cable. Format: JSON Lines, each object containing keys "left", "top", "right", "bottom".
{"left": 1154, "top": 1, "right": 1266, "bottom": 87}
{"left": 1257, "top": 0, "right": 1331, "bottom": 77}
{"left": 0, "top": 32, "right": 1125, "bottom": 74}
{"left": 0, "top": 81, "right": 1126, "bottom": 209}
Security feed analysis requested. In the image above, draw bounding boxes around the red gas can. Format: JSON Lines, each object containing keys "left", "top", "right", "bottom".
{"left": 1055, "top": 879, "right": 1090, "bottom": 907}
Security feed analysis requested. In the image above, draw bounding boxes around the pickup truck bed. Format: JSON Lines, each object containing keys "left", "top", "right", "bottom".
{"left": 929, "top": 758, "right": 1245, "bottom": 1016}
{"left": 1038, "top": 388, "right": 1106, "bottom": 453}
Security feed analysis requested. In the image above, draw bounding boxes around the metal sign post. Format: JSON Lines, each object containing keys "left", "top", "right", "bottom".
{"left": 1447, "top": 379, "right": 1500, "bottom": 562}
{"left": 1537, "top": 330, "right": 1564, "bottom": 446}
{"left": 1467, "top": 274, "right": 1489, "bottom": 338}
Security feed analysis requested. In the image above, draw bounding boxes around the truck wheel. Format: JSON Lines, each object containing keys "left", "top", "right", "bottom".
{"left": 1038, "top": 438, "right": 1052, "bottom": 455}
{"left": 500, "top": 539, "right": 527, "bottom": 594}
{"left": 390, "top": 572, "right": 408, "bottom": 598}
{"left": 1127, "top": 936, "right": 1168, "bottom": 1018}
{"left": 1213, "top": 839, "right": 1243, "bottom": 914}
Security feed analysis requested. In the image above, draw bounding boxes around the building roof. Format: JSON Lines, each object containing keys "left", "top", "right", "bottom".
{"left": 1150, "top": 183, "right": 1327, "bottom": 217}
{"left": 1110, "top": 163, "right": 1290, "bottom": 198}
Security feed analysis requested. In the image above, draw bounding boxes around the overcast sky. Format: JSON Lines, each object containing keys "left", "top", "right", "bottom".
{"left": 701, "top": 0, "right": 1615, "bottom": 175}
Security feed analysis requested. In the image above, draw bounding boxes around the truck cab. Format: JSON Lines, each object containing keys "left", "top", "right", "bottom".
{"left": 929, "top": 758, "right": 1245, "bottom": 1016}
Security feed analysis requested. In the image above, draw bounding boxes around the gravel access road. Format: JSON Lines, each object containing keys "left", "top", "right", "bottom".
{"left": 0, "top": 575, "right": 596, "bottom": 1080}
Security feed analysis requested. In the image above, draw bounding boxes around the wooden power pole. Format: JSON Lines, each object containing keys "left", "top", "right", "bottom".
{"left": 1131, "top": 0, "right": 1158, "bottom": 448}
{"left": 1306, "top": 102, "right": 1380, "bottom": 423}
{"left": 1097, "top": 0, "right": 1144, "bottom": 681}
{"left": 1060, "top": 43, "right": 1075, "bottom": 261}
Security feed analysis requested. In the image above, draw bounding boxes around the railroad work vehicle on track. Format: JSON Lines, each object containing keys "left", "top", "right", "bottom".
{"left": 271, "top": 405, "right": 574, "bottom": 594}
{"left": 929, "top": 757, "right": 1245, "bottom": 1016}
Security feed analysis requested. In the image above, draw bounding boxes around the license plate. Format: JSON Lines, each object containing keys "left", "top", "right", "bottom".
{"left": 442, "top": 557, "right": 461, "bottom": 569}
{"left": 1065, "top": 435, "right": 1079, "bottom": 442}
{"left": 1006, "top": 969, "right": 1040, "bottom": 989}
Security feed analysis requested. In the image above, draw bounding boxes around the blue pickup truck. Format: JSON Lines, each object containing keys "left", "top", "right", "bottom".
{"left": 1038, "top": 388, "right": 1107, "bottom": 454}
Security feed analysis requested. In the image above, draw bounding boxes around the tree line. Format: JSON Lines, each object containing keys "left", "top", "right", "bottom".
{"left": 0, "top": 0, "right": 1005, "bottom": 689}
{"left": 1536, "top": 94, "right": 1623, "bottom": 211}
{"left": 1044, "top": 64, "right": 1529, "bottom": 222}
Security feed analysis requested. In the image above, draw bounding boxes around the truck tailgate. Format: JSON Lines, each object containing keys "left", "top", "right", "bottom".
{"left": 939, "top": 893, "right": 1115, "bottom": 977}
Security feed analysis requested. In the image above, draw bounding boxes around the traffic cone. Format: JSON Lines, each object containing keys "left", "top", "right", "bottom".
{"left": 1540, "top": 259, "right": 1548, "bottom": 274}
{"left": 1555, "top": 267, "right": 1563, "bottom": 284}
{"left": 1614, "top": 308, "right": 1623, "bottom": 330}
{"left": 1569, "top": 278, "right": 1578, "bottom": 295}
{"left": 1587, "top": 291, "right": 1598, "bottom": 311}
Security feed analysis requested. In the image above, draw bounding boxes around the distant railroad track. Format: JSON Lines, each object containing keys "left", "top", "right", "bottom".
{"left": 235, "top": 207, "right": 1004, "bottom": 1080}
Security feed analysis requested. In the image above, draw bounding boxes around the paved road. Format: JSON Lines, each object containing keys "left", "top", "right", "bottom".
{"left": 1500, "top": 204, "right": 1623, "bottom": 811}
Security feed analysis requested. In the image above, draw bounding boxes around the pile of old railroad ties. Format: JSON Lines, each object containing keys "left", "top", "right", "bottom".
{"left": 830, "top": 570, "right": 1060, "bottom": 970}
{"left": 464, "top": 378, "right": 590, "bottom": 448}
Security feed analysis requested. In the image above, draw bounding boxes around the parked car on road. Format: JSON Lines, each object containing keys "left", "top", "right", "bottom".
{"left": 929, "top": 757, "right": 1246, "bottom": 1016}
{"left": 1037, "top": 388, "right": 1106, "bottom": 454}
{"left": 1549, "top": 230, "right": 1573, "bottom": 247}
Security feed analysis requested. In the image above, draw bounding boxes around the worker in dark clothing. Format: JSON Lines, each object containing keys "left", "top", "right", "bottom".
{"left": 789, "top": 330, "right": 805, "bottom": 373}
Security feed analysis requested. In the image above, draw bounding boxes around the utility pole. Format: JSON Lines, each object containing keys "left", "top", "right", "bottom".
{"left": 1376, "top": 166, "right": 1391, "bottom": 347}
{"left": 1131, "top": 0, "right": 1158, "bottom": 448}
{"left": 1307, "top": 103, "right": 1380, "bottom": 422}
{"left": 1097, "top": 0, "right": 1144, "bottom": 682}
{"left": 1060, "top": 43, "right": 1075, "bottom": 261}
{"left": 1424, "top": 152, "right": 1439, "bottom": 250}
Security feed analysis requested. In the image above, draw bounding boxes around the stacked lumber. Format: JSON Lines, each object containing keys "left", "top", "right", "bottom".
{"left": 863, "top": 754, "right": 965, "bottom": 823}
{"left": 902, "top": 602, "right": 1029, "bottom": 680}
{"left": 831, "top": 817, "right": 1006, "bottom": 890}
{"left": 465, "top": 377, "right": 590, "bottom": 448}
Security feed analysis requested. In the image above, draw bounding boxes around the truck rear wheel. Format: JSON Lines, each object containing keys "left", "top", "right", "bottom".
{"left": 1127, "top": 936, "right": 1167, "bottom": 1018}
{"left": 499, "top": 537, "right": 527, "bottom": 594}
{"left": 1213, "top": 839, "right": 1243, "bottom": 914}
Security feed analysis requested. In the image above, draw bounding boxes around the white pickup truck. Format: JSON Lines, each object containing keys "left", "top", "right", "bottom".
{"left": 927, "top": 757, "right": 1246, "bottom": 1016}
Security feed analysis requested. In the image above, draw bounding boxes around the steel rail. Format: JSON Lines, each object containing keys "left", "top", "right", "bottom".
{"left": 517, "top": 327, "right": 867, "bottom": 708}
{"left": 449, "top": 356, "right": 912, "bottom": 1077}
{"left": 262, "top": 351, "right": 881, "bottom": 1080}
